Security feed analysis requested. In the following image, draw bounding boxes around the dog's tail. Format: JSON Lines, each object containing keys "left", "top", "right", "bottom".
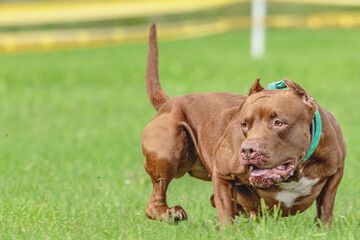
{"left": 145, "top": 24, "right": 169, "bottom": 111}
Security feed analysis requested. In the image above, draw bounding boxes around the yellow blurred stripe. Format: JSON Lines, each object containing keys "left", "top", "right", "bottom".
{"left": 267, "top": 12, "right": 360, "bottom": 29}
{"left": 269, "top": 0, "right": 360, "bottom": 6}
{"left": 0, "top": 0, "right": 247, "bottom": 26}
{"left": 1, "top": 0, "right": 359, "bottom": 28}
{"left": 1, "top": 11, "right": 360, "bottom": 54}
{"left": 0, "top": 18, "right": 249, "bottom": 53}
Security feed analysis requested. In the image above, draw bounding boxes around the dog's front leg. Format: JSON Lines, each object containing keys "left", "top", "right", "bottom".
{"left": 212, "top": 169, "right": 235, "bottom": 228}
{"left": 316, "top": 167, "right": 344, "bottom": 226}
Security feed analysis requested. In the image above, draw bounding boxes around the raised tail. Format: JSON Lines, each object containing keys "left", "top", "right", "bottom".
{"left": 146, "top": 24, "right": 169, "bottom": 111}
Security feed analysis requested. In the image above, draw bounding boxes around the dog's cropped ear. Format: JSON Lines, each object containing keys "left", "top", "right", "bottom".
{"left": 248, "top": 78, "right": 264, "bottom": 96}
{"left": 282, "top": 78, "right": 317, "bottom": 110}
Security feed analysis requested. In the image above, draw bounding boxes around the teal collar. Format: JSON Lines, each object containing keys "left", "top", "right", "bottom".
{"left": 266, "top": 80, "right": 321, "bottom": 163}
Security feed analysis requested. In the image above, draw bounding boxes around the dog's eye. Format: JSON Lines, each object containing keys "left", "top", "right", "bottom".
{"left": 275, "top": 120, "right": 283, "bottom": 127}
{"left": 242, "top": 122, "right": 248, "bottom": 128}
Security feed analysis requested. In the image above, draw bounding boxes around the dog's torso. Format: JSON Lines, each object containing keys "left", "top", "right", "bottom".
{"left": 143, "top": 92, "right": 246, "bottom": 180}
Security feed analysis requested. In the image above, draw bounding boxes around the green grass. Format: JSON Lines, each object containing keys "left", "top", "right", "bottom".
{"left": 0, "top": 29, "right": 359, "bottom": 239}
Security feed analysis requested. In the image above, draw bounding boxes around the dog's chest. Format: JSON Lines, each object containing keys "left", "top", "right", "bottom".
{"left": 274, "top": 177, "right": 320, "bottom": 208}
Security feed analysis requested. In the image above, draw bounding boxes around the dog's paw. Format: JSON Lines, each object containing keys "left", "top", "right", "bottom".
{"left": 146, "top": 205, "right": 187, "bottom": 222}
{"left": 169, "top": 205, "right": 187, "bottom": 222}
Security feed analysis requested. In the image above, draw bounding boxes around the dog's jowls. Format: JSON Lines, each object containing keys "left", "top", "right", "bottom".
{"left": 142, "top": 24, "right": 346, "bottom": 227}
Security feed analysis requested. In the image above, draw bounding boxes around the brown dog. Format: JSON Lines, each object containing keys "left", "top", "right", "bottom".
{"left": 142, "top": 25, "right": 346, "bottom": 226}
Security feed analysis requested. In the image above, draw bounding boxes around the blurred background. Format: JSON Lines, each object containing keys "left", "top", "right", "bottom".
{"left": 1, "top": 0, "right": 360, "bottom": 54}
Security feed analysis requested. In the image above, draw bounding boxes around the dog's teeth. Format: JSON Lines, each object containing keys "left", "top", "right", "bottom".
{"left": 277, "top": 165, "right": 286, "bottom": 170}
{"left": 290, "top": 170, "right": 294, "bottom": 176}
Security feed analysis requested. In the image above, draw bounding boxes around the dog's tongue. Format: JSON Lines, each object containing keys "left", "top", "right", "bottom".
{"left": 249, "top": 161, "right": 295, "bottom": 188}
{"left": 250, "top": 169, "right": 282, "bottom": 188}
{"left": 249, "top": 169, "right": 270, "bottom": 177}
{"left": 251, "top": 169, "right": 281, "bottom": 179}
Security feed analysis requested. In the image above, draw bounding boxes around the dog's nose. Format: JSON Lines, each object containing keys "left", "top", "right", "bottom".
{"left": 241, "top": 141, "right": 259, "bottom": 160}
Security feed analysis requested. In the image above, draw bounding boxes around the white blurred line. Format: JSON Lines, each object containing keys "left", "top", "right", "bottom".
{"left": 251, "top": 0, "right": 266, "bottom": 59}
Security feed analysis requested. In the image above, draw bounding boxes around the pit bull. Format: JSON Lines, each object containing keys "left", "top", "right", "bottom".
{"left": 142, "top": 24, "right": 346, "bottom": 227}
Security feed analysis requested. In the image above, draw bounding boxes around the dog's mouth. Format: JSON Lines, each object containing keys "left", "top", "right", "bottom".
{"left": 249, "top": 160, "right": 295, "bottom": 188}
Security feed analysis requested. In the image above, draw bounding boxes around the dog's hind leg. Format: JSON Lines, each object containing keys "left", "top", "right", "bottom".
{"left": 144, "top": 159, "right": 187, "bottom": 221}
{"left": 142, "top": 117, "right": 192, "bottom": 221}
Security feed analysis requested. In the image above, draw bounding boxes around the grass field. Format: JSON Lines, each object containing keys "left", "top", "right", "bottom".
{"left": 0, "top": 29, "right": 359, "bottom": 239}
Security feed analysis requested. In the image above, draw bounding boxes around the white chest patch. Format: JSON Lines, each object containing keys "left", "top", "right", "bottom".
{"left": 275, "top": 177, "right": 320, "bottom": 208}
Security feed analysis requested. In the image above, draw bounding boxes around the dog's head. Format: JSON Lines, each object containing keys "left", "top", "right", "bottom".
{"left": 238, "top": 78, "right": 317, "bottom": 188}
